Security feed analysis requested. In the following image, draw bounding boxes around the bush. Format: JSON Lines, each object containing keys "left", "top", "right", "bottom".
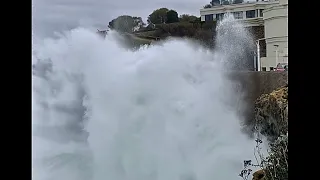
{"left": 155, "top": 21, "right": 216, "bottom": 37}
{"left": 155, "top": 22, "right": 197, "bottom": 37}
{"left": 153, "top": 22, "right": 216, "bottom": 48}
{"left": 203, "top": 4, "right": 212, "bottom": 8}
{"left": 193, "top": 29, "right": 215, "bottom": 48}
{"left": 239, "top": 134, "right": 288, "bottom": 180}
{"left": 240, "top": 87, "right": 288, "bottom": 180}
{"left": 264, "top": 134, "right": 288, "bottom": 180}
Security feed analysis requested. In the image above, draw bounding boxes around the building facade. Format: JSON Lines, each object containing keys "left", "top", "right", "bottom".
{"left": 200, "top": 0, "right": 288, "bottom": 71}
{"left": 200, "top": 1, "right": 278, "bottom": 27}
{"left": 261, "top": 0, "right": 288, "bottom": 71}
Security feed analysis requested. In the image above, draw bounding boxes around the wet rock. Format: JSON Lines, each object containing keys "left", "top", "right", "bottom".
{"left": 254, "top": 86, "right": 288, "bottom": 141}
{"left": 252, "top": 169, "right": 265, "bottom": 180}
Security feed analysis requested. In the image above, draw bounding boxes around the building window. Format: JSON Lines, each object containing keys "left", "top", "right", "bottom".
{"left": 212, "top": 14, "right": 217, "bottom": 20}
{"left": 233, "top": 11, "right": 243, "bottom": 19}
{"left": 205, "top": 14, "right": 214, "bottom": 21}
{"left": 259, "top": 9, "right": 264, "bottom": 17}
{"left": 216, "top": 13, "right": 224, "bottom": 21}
{"left": 246, "top": 10, "right": 256, "bottom": 18}
{"left": 262, "top": 67, "right": 266, "bottom": 71}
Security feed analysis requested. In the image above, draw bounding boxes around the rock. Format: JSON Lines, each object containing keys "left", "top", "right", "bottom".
{"left": 252, "top": 86, "right": 288, "bottom": 180}
{"left": 254, "top": 86, "right": 288, "bottom": 141}
{"left": 252, "top": 169, "right": 265, "bottom": 180}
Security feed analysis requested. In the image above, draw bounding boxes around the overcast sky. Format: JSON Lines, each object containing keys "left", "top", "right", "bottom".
{"left": 32, "top": 0, "right": 212, "bottom": 38}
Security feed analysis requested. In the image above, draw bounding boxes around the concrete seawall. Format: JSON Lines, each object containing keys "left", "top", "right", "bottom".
{"left": 227, "top": 71, "right": 288, "bottom": 135}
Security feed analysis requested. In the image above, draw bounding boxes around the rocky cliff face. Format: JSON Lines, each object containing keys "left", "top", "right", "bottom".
{"left": 227, "top": 71, "right": 288, "bottom": 138}
{"left": 254, "top": 85, "right": 288, "bottom": 142}
{"left": 251, "top": 86, "right": 288, "bottom": 180}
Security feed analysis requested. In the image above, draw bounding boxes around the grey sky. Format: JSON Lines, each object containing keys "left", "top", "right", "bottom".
{"left": 32, "top": 0, "right": 210, "bottom": 38}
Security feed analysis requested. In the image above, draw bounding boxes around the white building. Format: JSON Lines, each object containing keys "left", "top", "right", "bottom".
{"left": 200, "top": 0, "right": 288, "bottom": 71}
{"left": 261, "top": 0, "right": 288, "bottom": 71}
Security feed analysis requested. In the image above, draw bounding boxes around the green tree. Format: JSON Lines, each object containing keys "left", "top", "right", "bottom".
{"left": 108, "top": 15, "right": 145, "bottom": 33}
{"left": 203, "top": 4, "right": 212, "bottom": 8}
{"left": 222, "top": 0, "right": 230, "bottom": 5}
{"left": 132, "top": 17, "right": 146, "bottom": 31}
{"left": 179, "top": 14, "right": 198, "bottom": 22}
{"left": 210, "top": 0, "right": 221, "bottom": 6}
{"left": 145, "top": 23, "right": 156, "bottom": 30}
{"left": 166, "top": 10, "right": 179, "bottom": 23}
{"left": 147, "top": 8, "right": 169, "bottom": 25}
{"left": 233, "top": 0, "right": 243, "bottom": 4}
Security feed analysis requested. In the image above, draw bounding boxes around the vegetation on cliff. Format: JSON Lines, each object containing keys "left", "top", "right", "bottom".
{"left": 106, "top": 7, "right": 217, "bottom": 48}
{"left": 240, "top": 86, "right": 288, "bottom": 180}
{"left": 104, "top": 0, "right": 267, "bottom": 50}
{"left": 108, "top": 15, "right": 145, "bottom": 33}
{"left": 255, "top": 86, "right": 288, "bottom": 142}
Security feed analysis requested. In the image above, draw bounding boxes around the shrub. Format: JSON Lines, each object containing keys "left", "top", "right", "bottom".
{"left": 239, "top": 134, "right": 288, "bottom": 180}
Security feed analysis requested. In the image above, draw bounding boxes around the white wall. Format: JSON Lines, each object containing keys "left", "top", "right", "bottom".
{"left": 263, "top": 5, "right": 288, "bottom": 40}
{"left": 201, "top": 15, "right": 205, "bottom": 21}
{"left": 279, "top": 0, "right": 288, "bottom": 5}
{"left": 262, "top": 0, "right": 288, "bottom": 70}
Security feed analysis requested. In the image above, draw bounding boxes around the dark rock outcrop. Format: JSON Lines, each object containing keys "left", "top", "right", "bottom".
{"left": 252, "top": 169, "right": 265, "bottom": 180}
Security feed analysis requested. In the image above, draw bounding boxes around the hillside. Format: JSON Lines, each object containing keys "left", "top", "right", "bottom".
{"left": 135, "top": 21, "right": 216, "bottom": 45}
{"left": 106, "top": 7, "right": 265, "bottom": 51}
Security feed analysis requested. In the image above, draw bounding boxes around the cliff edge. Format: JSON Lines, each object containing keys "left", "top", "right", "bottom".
{"left": 254, "top": 85, "right": 288, "bottom": 142}
{"left": 250, "top": 86, "right": 288, "bottom": 180}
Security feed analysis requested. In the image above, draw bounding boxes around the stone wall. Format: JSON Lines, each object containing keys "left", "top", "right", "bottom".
{"left": 227, "top": 71, "right": 288, "bottom": 136}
